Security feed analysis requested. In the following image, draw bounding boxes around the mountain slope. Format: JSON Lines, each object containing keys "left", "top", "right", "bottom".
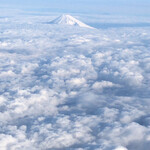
{"left": 49, "top": 14, "right": 94, "bottom": 29}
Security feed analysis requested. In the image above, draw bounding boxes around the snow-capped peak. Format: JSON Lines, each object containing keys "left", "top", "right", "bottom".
{"left": 49, "top": 14, "right": 94, "bottom": 29}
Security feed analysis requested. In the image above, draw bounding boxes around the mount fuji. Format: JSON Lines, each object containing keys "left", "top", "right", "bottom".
{"left": 49, "top": 14, "right": 94, "bottom": 29}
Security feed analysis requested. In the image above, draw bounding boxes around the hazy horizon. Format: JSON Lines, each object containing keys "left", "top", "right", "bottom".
{"left": 0, "top": 0, "right": 150, "bottom": 16}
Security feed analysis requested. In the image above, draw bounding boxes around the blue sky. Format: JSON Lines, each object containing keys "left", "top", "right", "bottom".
{"left": 0, "top": 0, "right": 150, "bottom": 16}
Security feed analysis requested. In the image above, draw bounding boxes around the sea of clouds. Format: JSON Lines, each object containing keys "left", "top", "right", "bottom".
{"left": 0, "top": 14, "right": 150, "bottom": 150}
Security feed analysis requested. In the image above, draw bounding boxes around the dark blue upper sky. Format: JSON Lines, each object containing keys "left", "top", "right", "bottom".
{"left": 0, "top": 0, "right": 150, "bottom": 16}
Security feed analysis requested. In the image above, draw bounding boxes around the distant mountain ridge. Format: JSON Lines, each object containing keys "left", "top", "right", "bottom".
{"left": 49, "top": 14, "right": 94, "bottom": 29}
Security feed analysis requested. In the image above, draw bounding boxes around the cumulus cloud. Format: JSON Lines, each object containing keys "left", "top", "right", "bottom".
{"left": 92, "top": 80, "right": 119, "bottom": 92}
{"left": 0, "top": 13, "right": 150, "bottom": 150}
{"left": 114, "top": 146, "right": 128, "bottom": 150}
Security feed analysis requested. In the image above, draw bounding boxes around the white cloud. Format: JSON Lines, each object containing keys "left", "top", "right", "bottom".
{"left": 114, "top": 146, "right": 128, "bottom": 150}
{"left": 92, "top": 80, "right": 119, "bottom": 92}
{"left": 0, "top": 96, "right": 6, "bottom": 105}
{"left": 0, "top": 14, "right": 150, "bottom": 150}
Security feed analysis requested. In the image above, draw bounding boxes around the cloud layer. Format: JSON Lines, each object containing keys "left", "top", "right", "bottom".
{"left": 0, "top": 15, "right": 150, "bottom": 150}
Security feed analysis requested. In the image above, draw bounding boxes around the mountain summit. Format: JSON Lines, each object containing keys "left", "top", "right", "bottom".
{"left": 49, "top": 14, "right": 94, "bottom": 29}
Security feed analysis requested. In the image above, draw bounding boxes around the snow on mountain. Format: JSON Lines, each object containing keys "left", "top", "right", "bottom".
{"left": 49, "top": 14, "right": 94, "bottom": 29}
